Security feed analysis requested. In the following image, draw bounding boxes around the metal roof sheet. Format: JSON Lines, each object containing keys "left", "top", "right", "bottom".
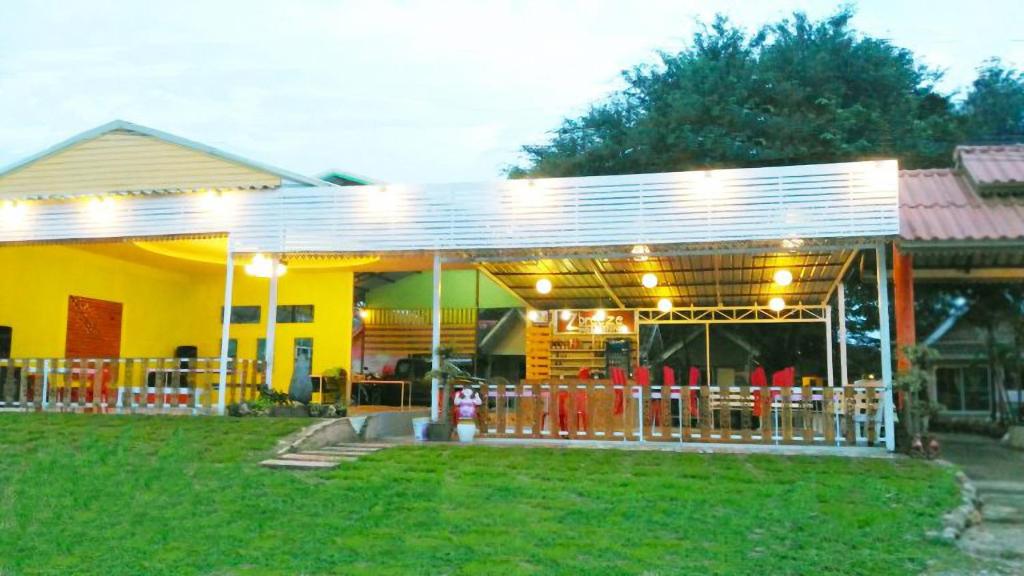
{"left": 955, "top": 145, "right": 1024, "bottom": 188}
{"left": 899, "top": 168, "right": 1024, "bottom": 242}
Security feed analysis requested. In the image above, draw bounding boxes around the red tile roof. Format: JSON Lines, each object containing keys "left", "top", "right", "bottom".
{"left": 956, "top": 145, "right": 1024, "bottom": 188}
{"left": 899, "top": 168, "right": 1024, "bottom": 242}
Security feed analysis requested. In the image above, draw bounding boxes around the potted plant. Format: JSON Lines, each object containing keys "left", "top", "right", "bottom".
{"left": 423, "top": 346, "right": 466, "bottom": 441}
{"left": 895, "top": 344, "right": 941, "bottom": 457}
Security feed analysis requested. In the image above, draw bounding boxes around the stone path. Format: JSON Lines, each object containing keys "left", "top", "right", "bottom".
{"left": 260, "top": 442, "right": 393, "bottom": 470}
{"left": 936, "top": 433, "right": 1024, "bottom": 573}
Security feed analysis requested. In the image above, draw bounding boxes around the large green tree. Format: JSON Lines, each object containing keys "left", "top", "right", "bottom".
{"left": 962, "top": 59, "right": 1024, "bottom": 142}
{"left": 510, "top": 9, "right": 962, "bottom": 177}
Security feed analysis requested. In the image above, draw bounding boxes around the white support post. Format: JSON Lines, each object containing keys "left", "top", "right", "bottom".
{"left": 430, "top": 253, "right": 442, "bottom": 422}
{"left": 265, "top": 255, "right": 280, "bottom": 391}
{"left": 875, "top": 244, "right": 896, "bottom": 452}
{"left": 216, "top": 248, "right": 235, "bottom": 414}
{"left": 825, "top": 305, "right": 835, "bottom": 388}
{"left": 837, "top": 283, "right": 849, "bottom": 387}
{"left": 704, "top": 322, "right": 712, "bottom": 387}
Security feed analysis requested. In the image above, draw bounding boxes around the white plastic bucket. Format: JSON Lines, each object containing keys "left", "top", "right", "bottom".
{"left": 456, "top": 421, "right": 477, "bottom": 443}
{"left": 412, "top": 417, "right": 430, "bottom": 441}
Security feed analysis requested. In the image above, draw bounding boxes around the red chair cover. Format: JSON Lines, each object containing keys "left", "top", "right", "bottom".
{"left": 662, "top": 366, "right": 676, "bottom": 387}
{"left": 611, "top": 367, "right": 627, "bottom": 415}
{"left": 687, "top": 367, "right": 701, "bottom": 415}
{"left": 578, "top": 367, "right": 591, "bottom": 380}
{"left": 751, "top": 366, "right": 767, "bottom": 417}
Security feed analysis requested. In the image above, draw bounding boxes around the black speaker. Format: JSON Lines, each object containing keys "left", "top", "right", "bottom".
{"left": 0, "top": 326, "right": 11, "bottom": 359}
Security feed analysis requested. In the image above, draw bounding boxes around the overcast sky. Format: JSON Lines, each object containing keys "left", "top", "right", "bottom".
{"left": 2, "top": 0, "right": 1023, "bottom": 183}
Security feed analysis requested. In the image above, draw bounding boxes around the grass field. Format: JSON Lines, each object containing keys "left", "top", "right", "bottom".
{"left": 0, "top": 413, "right": 978, "bottom": 575}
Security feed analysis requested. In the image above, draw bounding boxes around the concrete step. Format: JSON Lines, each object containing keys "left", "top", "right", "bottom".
{"left": 959, "top": 524, "right": 1024, "bottom": 560}
{"left": 973, "top": 480, "right": 1024, "bottom": 495}
{"left": 317, "top": 445, "right": 384, "bottom": 453}
{"left": 981, "top": 493, "right": 1024, "bottom": 510}
{"left": 982, "top": 504, "right": 1024, "bottom": 524}
{"left": 279, "top": 453, "right": 353, "bottom": 463}
{"left": 260, "top": 458, "right": 339, "bottom": 470}
{"left": 301, "top": 450, "right": 364, "bottom": 458}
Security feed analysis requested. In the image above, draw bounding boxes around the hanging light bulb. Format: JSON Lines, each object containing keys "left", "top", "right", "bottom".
{"left": 535, "top": 278, "right": 552, "bottom": 294}
{"left": 657, "top": 298, "right": 673, "bottom": 313}
{"left": 641, "top": 272, "right": 658, "bottom": 289}
{"left": 768, "top": 297, "right": 786, "bottom": 312}
{"left": 1, "top": 200, "right": 26, "bottom": 229}
{"left": 245, "top": 254, "right": 287, "bottom": 278}
{"left": 527, "top": 309, "right": 540, "bottom": 322}
{"left": 773, "top": 269, "right": 793, "bottom": 287}
{"left": 631, "top": 244, "right": 650, "bottom": 262}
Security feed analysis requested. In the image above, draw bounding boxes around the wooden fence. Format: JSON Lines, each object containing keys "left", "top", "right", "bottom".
{"left": 475, "top": 380, "right": 886, "bottom": 447}
{"left": 0, "top": 357, "right": 265, "bottom": 414}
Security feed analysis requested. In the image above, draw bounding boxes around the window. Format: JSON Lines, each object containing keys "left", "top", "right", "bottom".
{"left": 935, "top": 365, "right": 991, "bottom": 413}
{"left": 257, "top": 338, "right": 266, "bottom": 362}
{"left": 222, "top": 306, "right": 261, "bottom": 324}
{"left": 218, "top": 339, "right": 238, "bottom": 359}
{"left": 294, "top": 338, "right": 313, "bottom": 376}
{"left": 277, "top": 305, "right": 314, "bottom": 323}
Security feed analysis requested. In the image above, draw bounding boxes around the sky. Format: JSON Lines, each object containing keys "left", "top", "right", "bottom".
{"left": 1, "top": 0, "right": 1023, "bottom": 184}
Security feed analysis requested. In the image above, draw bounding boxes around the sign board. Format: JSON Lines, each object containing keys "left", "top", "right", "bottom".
{"left": 555, "top": 309, "right": 635, "bottom": 335}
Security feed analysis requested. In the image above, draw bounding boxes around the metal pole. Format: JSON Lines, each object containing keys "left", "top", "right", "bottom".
{"left": 837, "top": 283, "right": 849, "bottom": 387}
{"left": 216, "top": 248, "right": 235, "bottom": 414}
{"left": 430, "top": 253, "right": 442, "bottom": 421}
{"left": 704, "top": 322, "right": 711, "bottom": 386}
{"left": 265, "top": 255, "right": 280, "bottom": 391}
{"left": 825, "top": 305, "right": 835, "bottom": 388}
{"left": 875, "top": 244, "right": 896, "bottom": 452}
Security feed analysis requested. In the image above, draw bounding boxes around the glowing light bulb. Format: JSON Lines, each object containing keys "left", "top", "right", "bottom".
{"left": 560, "top": 310, "right": 572, "bottom": 321}
{"left": 773, "top": 269, "right": 793, "bottom": 287}
{"left": 657, "top": 298, "right": 673, "bottom": 313}
{"left": 1, "top": 200, "right": 26, "bottom": 229}
{"left": 527, "top": 309, "right": 539, "bottom": 322}
{"left": 641, "top": 273, "right": 658, "bottom": 289}
{"left": 768, "top": 297, "right": 786, "bottom": 312}
{"left": 535, "top": 278, "right": 552, "bottom": 294}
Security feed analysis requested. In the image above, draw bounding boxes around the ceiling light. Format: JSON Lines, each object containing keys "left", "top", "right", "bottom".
{"left": 527, "top": 309, "right": 539, "bottom": 322}
{"left": 560, "top": 310, "right": 572, "bottom": 321}
{"left": 630, "top": 244, "right": 650, "bottom": 262}
{"left": 1, "top": 200, "right": 26, "bottom": 229}
{"left": 535, "top": 278, "right": 552, "bottom": 295}
{"left": 773, "top": 269, "right": 793, "bottom": 287}
{"left": 657, "top": 298, "right": 673, "bottom": 313}
{"left": 245, "top": 254, "right": 287, "bottom": 278}
{"left": 641, "top": 272, "right": 658, "bottom": 289}
{"left": 768, "top": 297, "right": 786, "bottom": 312}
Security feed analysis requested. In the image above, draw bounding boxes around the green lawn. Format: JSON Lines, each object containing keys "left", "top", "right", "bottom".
{"left": 0, "top": 413, "right": 976, "bottom": 575}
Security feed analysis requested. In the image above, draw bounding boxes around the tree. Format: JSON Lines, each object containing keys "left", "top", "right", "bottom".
{"left": 509, "top": 9, "right": 961, "bottom": 178}
{"left": 961, "top": 60, "right": 1024, "bottom": 143}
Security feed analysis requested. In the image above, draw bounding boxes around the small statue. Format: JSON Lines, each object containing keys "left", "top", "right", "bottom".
{"left": 453, "top": 385, "right": 482, "bottom": 442}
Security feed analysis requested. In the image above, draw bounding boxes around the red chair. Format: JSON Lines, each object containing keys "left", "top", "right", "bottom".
{"left": 687, "top": 366, "right": 700, "bottom": 415}
{"left": 554, "top": 368, "right": 591, "bottom": 433}
{"left": 751, "top": 366, "right": 767, "bottom": 417}
{"left": 772, "top": 366, "right": 795, "bottom": 388}
{"left": 611, "top": 367, "right": 627, "bottom": 415}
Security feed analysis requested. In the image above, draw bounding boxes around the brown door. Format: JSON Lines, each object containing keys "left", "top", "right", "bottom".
{"left": 65, "top": 295, "right": 123, "bottom": 358}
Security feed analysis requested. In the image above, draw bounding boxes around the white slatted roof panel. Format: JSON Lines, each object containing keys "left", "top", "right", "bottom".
{"left": 0, "top": 161, "right": 898, "bottom": 252}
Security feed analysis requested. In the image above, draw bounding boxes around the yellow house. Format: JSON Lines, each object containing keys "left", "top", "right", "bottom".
{"left": 0, "top": 120, "right": 361, "bottom": 397}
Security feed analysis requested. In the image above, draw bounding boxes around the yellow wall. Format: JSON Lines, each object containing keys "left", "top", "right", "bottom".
{"left": 0, "top": 244, "right": 196, "bottom": 357}
{"left": 0, "top": 244, "right": 354, "bottom": 392}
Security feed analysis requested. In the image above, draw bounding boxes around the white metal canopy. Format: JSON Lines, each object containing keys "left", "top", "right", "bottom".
{"left": 0, "top": 160, "right": 899, "bottom": 254}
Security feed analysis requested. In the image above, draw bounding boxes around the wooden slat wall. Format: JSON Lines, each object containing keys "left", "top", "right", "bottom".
{"left": 0, "top": 130, "right": 280, "bottom": 199}
{"left": 0, "top": 357, "right": 263, "bottom": 413}
{"left": 472, "top": 380, "right": 887, "bottom": 449}
{"left": 525, "top": 322, "right": 550, "bottom": 379}
{"left": 363, "top": 308, "right": 477, "bottom": 357}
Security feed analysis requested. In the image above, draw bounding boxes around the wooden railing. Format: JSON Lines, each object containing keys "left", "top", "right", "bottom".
{"left": 475, "top": 380, "right": 887, "bottom": 447}
{"left": 0, "top": 357, "right": 265, "bottom": 414}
